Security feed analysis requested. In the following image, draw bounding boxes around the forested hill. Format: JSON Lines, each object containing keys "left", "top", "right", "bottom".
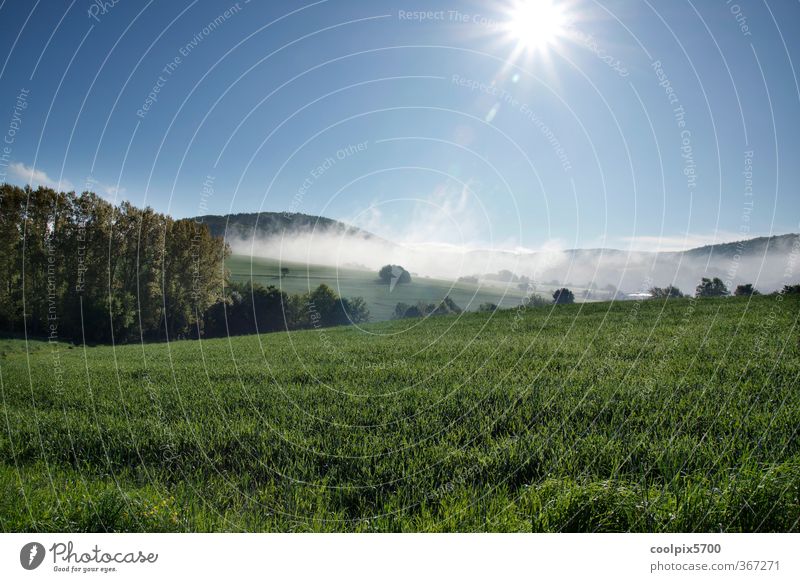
{"left": 193, "top": 212, "right": 378, "bottom": 242}
{"left": 679, "top": 233, "right": 800, "bottom": 260}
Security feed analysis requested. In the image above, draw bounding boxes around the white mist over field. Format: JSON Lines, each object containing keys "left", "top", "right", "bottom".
{"left": 228, "top": 228, "right": 800, "bottom": 295}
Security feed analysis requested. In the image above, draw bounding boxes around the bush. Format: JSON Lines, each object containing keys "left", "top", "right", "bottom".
{"left": 478, "top": 302, "right": 498, "bottom": 312}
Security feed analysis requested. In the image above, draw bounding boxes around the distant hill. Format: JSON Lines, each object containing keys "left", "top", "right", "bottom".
{"left": 679, "top": 234, "right": 800, "bottom": 260}
{"left": 193, "top": 212, "right": 378, "bottom": 242}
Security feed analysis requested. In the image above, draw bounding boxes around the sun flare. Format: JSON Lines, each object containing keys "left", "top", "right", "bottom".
{"left": 505, "top": 0, "right": 569, "bottom": 52}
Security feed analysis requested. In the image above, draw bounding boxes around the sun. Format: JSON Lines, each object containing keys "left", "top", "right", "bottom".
{"left": 505, "top": 0, "right": 569, "bottom": 53}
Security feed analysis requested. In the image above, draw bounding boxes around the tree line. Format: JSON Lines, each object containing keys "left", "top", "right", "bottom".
{"left": 0, "top": 184, "right": 367, "bottom": 343}
{"left": 649, "top": 278, "right": 799, "bottom": 299}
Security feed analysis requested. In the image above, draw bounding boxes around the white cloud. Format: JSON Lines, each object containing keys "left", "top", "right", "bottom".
{"left": 9, "top": 162, "right": 73, "bottom": 191}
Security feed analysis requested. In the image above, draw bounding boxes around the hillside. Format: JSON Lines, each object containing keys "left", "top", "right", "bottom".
{"left": 226, "top": 255, "right": 530, "bottom": 321}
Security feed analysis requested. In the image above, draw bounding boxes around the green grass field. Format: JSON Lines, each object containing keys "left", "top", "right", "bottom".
{"left": 227, "top": 254, "right": 534, "bottom": 321}
{"left": 1, "top": 295, "right": 798, "bottom": 532}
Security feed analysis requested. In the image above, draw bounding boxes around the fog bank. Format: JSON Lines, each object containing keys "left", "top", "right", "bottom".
{"left": 229, "top": 230, "right": 800, "bottom": 295}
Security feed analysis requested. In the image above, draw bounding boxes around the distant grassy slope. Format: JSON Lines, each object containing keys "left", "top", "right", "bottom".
{"left": 2, "top": 295, "right": 798, "bottom": 532}
{"left": 227, "top": 254, "right": 531, "bottom": 320}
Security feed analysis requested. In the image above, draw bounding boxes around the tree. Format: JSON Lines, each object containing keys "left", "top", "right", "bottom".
{"left": 695, "top": 277, "right": 729, "bottom": 298}
{"left": 403, "top": 303, "right": 425, "bottom": 318}
{"left": 393, "top": 296, "right": 462, "bottom": 318}
{"left": 649, "top": 285, "right": 684, "bottom": 299}
{"left": 0, "top": 183, "right": 227, "bottom": 342}
{"left": 478, "top": 302, "right": 498, "bottom": 312}
{"left": 782, "top": 284, "right": 800, "bottom": 295}
{"left": 341, "top": 296, "right": 370, "bottom": 324}
{"left": 432, "top": 295, "right": 462, "bottom": 315}
{"left": 552, "top": 288, "right": 575, "bottom": 305}
{"left": 525, "top": 294, "right": 551, "bottom": 307}
{"left": 307, "top": 284, "right": 340, "bottom": 327}
{"left": 378, "top": 264, "right": 411, "bottom": 286}
{"left": 304, "top": 284, "right": 369, "bottom": 327}
{"left": 280, "top": 267, "right": 289, "bottom": 277}
{"left": 734, "top": 283, "right": 759, "bottom": 296}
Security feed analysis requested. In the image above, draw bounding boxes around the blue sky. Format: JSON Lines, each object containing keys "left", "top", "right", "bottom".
{"left": 0, "top": 0, "right": 798, "bottom": 251}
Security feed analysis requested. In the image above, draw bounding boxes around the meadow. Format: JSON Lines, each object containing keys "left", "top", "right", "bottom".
{"left": 227, "top": 254, "right": 535, "bottom": 321}
{"left": 1, "top": 294, "right": 798, "bottom": 532}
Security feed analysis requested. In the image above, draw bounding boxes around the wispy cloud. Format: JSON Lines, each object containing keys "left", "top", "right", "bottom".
{"left": 348, "top": 179, "right": 484, "bottom": 247}
{"left": 8, "top": 163, "right": 128, "bottom": 202}
{"left": 98, "top": 181, "right": 126, "bottom": 200}
{"left": 9, "top": 162, "right": 73, "bottom": 191}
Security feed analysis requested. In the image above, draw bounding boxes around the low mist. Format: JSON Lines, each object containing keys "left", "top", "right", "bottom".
{"left": 228, "top": 229, "right": 800, "bottom": 296}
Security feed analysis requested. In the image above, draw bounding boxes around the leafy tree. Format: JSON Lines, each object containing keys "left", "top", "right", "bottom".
{"left": 478, "top": 302, "right": 498, "bottom": 312}
{"left": 782, "top": 284, "right": 800, "bottom": 295}
{"left": 734, "top": 283, "right": 759, "bottom": 296}
{"left": 305, "top": 284, "right": 369, "bottom": 327}
{"left": 695, "top": 277, "right": 729, "bottom": 298}
{"left": 280, "top": 267, "right": 289, "bottom": 277}
{"left": 649, "top": 285, "right": 684, "bottom": 299}
{"left": 552, "top": 288, "right": 575, "bottom": 305}
{"left": 307, "top": 284, "right": 340, "bottom": 327}
{"left": 341, "top": 296, "right": 370, "bottom": 325}
{"left": 0, "top": 183, "right": 227, "bottom": 342}
{"left": 378, "top": 264, "right": 411, "bottom": 285}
